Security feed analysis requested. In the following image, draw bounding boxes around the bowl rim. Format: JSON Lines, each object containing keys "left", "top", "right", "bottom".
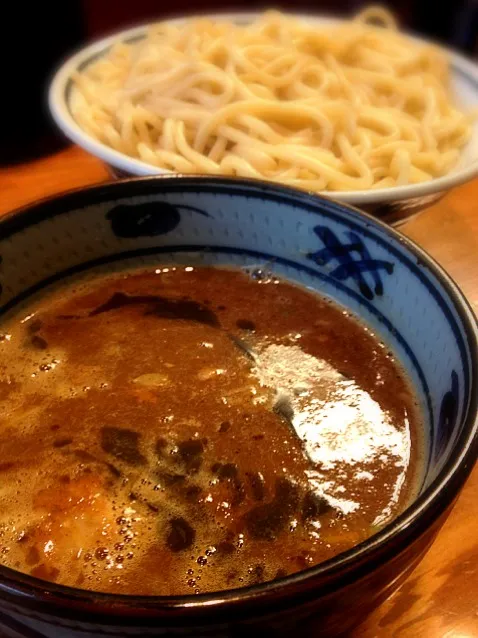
{"left": 48, "top": 11, "right": 478, "bottom": 207}
{"left": 0, "top": 174, "right": 477, "bottom": 622}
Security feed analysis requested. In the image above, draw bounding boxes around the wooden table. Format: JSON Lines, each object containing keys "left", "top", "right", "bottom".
{"left": 1, "top": 146, "right": 477, "bottom": 637}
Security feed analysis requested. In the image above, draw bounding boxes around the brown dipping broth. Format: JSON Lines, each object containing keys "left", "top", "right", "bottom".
{"left": 0, "top": 266, "right": 421, "bottom": 595}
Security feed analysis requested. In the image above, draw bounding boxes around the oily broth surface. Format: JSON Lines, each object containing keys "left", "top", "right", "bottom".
{"left": 0, "top": 266, "right": 421, "bottom": 595}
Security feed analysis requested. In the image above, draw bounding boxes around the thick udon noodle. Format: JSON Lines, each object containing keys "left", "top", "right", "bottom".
{"left": 72, "top": 9, "right": 471, "bottom": 191}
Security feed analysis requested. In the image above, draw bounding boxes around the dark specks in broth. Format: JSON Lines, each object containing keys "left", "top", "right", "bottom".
{"left": 219, "top": 421, "right": 231, "bottom": 433}
{"left": 211, "top": 462, "right": 245, "bottom": 506}
{"left": 155, "top": 437, "right": 168, "bottom": 457}
{"left": 26, "top": 318, "right": 43, "bottom": 334}
{"left": 156, "top": 471, "right": 186, "bottom": 487}
{"left": 146, "top": 299, "right": 219, "bottom": 327}
{"left": 0, "top": 265, "right": 420, "bottom": 596}
{"left": 89, "top": 292, "right": 160, "bottom": 316}
{"left": 243, "top": 478, "right": 300, "bottom": 541}
{"left": 71, "top": 449, "right": 96, "bottom": 463}
{"left": 100, "top": 427, "right": 147, "bottom": 466}
{"left": 176, "top": 439, "right": 205, "bottom": 474}
{"left": 211, "top": 462, "right": 238, "bottom": 479}
{"left": 52, "top": 438, "right": 73, "bottom": 449}
{"left": 301, "top": 491, "right": 332, "bottom": 521}
{"left": 236, "top": 319, "right": 256, "bottom": 331}
{"left": 90, "top": 292, "right": 220, "bottom": 328}
{"left": 247, "top": 472, "right": 266, "bottom": 502}
{"left": 184, "top": 485, "right": 203, "bottom": 502}
{"left": 30, "top": 334, "right": 49, "bottom": 350}
{"left": 166, "top": 517, "right": 196, "bottom": 552}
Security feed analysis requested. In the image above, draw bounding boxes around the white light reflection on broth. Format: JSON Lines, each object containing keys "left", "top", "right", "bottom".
{"left": 253, "top": 342, "right": 411, "bottom": 523}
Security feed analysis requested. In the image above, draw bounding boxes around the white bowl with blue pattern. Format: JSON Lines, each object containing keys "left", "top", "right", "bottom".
{"left": 49, "top": 12, "right": 478, "bottom": 226}
{"left": 0, "top": 176, "right": 476, "bottom": 638}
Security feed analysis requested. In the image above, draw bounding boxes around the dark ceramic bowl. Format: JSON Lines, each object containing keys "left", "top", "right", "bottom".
{"left": 0, "top": 176, "right": 476, "bottom": 637}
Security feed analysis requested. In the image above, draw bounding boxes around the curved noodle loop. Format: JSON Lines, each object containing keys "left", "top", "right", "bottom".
{"left": 72, "top": 10, "right": 471, "bottom": 191}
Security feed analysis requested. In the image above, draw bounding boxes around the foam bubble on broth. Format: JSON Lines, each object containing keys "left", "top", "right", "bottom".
{"left": 0, "top": 266, "right": 422, "bottom": 595}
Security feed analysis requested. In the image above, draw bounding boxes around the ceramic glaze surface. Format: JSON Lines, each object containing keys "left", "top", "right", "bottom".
{"left": 0, "top": 177, "right": 475, "bottom": 637}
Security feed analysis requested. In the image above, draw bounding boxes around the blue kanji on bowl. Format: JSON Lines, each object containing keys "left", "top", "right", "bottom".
{"left": 307, "top": 226, "right": 394, "bottom": 300}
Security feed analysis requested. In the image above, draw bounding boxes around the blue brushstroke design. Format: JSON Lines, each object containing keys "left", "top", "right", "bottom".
{"left": 106, "top": 202, "right": 209, "bottom": 238}
{"left": 308, "top": 226, "right": 394, "bottom": 299}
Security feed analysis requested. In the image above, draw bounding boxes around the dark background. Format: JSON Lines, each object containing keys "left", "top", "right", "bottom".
{"left": 82, "top": 0, "right": 478, "bottom": 51}
{"left": 5, "top": 0, "right": 478, "bottom": 164}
